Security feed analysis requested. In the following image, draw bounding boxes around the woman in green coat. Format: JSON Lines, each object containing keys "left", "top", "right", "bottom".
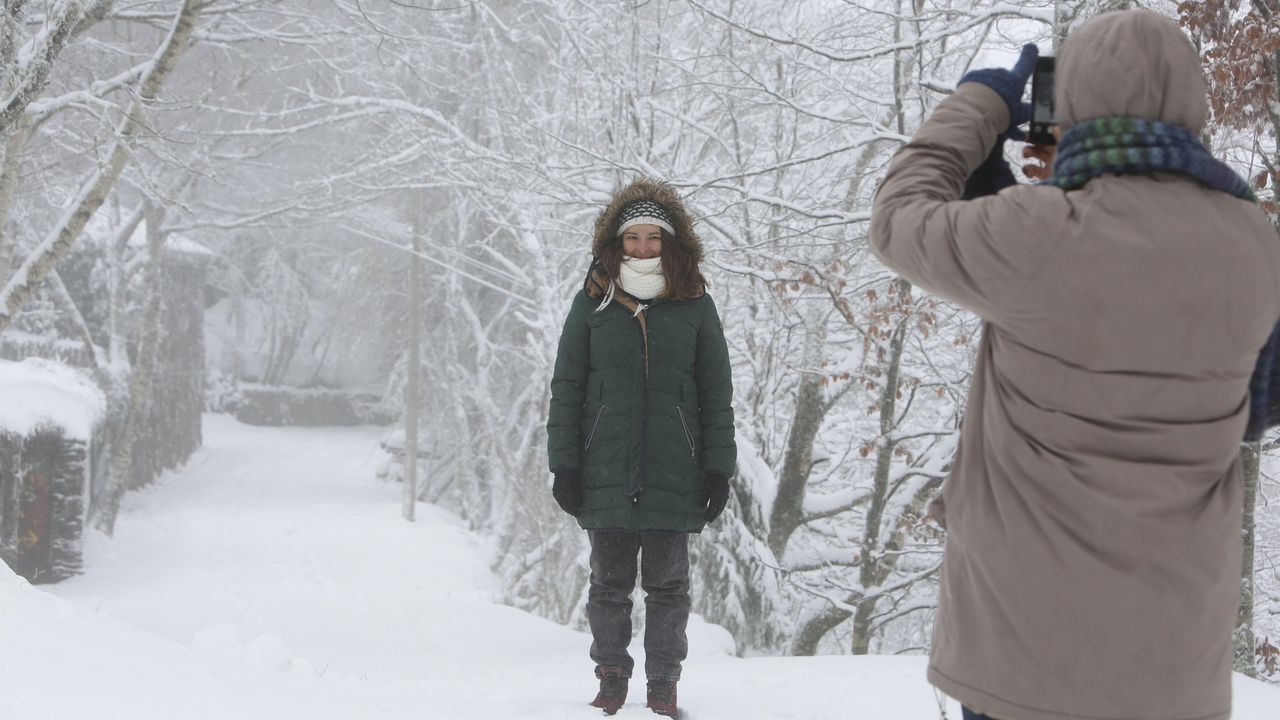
{"left": 547, "top": 177, "right": 736, "bottom": 717}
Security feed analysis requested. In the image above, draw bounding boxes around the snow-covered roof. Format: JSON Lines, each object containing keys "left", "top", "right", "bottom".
{"left": 0, "top": 358, "right": 105, "bottom": 440}
{"left": 83, "top": 212, "right": 215, "bottom": 259}
{"left": 153, "top": 235, "right": 216, "bottom": 258}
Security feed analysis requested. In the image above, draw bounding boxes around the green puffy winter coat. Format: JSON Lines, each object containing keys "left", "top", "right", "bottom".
{"left": 546, "top": 181, "right": 736, "bottom": 533}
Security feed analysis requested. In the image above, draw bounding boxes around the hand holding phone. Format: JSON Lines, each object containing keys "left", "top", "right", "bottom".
{"left": 1021, "top": 144, "right": 1056, "bottom": 181}
{"left": 1028, "top": 55, "right": 1056, "bottom": 146}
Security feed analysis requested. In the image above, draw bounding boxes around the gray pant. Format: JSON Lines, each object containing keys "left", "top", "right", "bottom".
{"left": 586, "top": 529, "right": 691, "bottom": 681}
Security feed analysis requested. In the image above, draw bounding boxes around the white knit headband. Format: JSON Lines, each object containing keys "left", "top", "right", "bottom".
{"left": 615, "top": 199, "right": 676, "bottom": 237}
{"left": 617, "top": 216, "right": 675, "bottom": 237}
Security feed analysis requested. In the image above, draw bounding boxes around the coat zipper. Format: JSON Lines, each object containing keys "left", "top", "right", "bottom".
{"left": 633, "top": 306, "right": 651, "bottom": 503}
{"left": 675, "top": 405, "right": 695, "bottom": 460}
{"left": 584, "top": 405, "right": 607, "bottom": 451}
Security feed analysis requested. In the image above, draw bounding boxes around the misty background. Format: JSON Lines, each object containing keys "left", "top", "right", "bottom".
{"left": 0, "top": 0, "right": 1276, "bottom": 682}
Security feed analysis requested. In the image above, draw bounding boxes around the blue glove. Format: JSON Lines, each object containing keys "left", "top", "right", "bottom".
{"left": 959, "top": 43, "right": 1038, "bottom": 141}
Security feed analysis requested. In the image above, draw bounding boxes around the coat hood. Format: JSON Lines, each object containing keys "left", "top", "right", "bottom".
{"left": 1056, "top": 9, "right": 1207, "bottom": 132}
{"left": 592, "top": 177, "right": 703, "bottom": 262}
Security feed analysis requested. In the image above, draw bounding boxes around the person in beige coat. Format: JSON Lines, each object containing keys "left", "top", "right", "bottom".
{"left": 869, "top": 9, "right": 1280, "bottom": 720}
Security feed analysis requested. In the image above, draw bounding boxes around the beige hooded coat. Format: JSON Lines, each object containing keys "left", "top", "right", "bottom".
{"left": 869, "top": 10, "right": 1280, "bottom": 720}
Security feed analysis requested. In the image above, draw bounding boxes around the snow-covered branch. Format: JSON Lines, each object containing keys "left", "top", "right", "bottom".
{"left": 0, "top": 0, "right": 211, "bottom": 334}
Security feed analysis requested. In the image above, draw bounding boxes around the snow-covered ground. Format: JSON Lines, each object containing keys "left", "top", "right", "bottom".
{"left": 4, "top": 414, "right": 1277, "bottom": 719}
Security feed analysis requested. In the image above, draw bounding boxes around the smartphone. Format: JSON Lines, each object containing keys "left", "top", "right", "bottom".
{"left": 1028, "top": 55, "right": 1056, "bottom": 146}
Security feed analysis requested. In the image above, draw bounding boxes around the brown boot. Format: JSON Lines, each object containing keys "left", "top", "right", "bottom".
{"left": 646, "top": 677, "right": 678, "bottom": 717}
{"left": 590, "top": 666, "right": 628, "bottom": 715}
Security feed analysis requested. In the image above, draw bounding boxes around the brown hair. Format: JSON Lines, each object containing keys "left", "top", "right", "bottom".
{"left": 597, "top": 228, "right": 707, "bottom": 301}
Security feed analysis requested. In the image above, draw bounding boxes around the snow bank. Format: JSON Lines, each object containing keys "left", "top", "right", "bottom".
{"left": 0, "top": 357, "right": 104, "bottom": 439}
{"left": 0, "top": 547, "right": 364, "bottom": 720}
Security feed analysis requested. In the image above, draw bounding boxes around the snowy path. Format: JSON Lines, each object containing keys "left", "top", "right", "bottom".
{"left": 5, "top": 414, "right": 1278, "bottom": 719}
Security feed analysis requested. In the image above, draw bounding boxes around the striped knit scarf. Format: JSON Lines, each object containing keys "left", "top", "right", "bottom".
{"left": 1047, "top": 117, "right": 1275, "bottom": 442}
{"left": 1047, "top": 117, "right": 1255, "bottom": 201}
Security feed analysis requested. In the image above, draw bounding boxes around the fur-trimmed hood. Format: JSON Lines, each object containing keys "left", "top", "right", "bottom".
{"left": 591, "top": 177, "right": 703, "bottom": 262}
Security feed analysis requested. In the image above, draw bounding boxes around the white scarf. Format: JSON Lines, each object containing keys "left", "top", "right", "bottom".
{"left": 618, "top": 256, "right": 666, "bottom": 301}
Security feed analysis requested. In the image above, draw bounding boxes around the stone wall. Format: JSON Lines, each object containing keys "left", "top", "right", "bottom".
{"left": 128, "top": 252, "right": 207, "bottom": 490}
{"left": 233, "top": 385, "right": 395, "bottom": 427}
{"left": 0, "top": 427, "right": 96, "bottom": 583}
{"left": 0, "top": 243, "right": 209, "bottom": 582}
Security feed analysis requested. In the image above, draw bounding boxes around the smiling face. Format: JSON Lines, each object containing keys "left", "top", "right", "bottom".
{"left": 621, "top": 224, "right": 663, "bottom": 259}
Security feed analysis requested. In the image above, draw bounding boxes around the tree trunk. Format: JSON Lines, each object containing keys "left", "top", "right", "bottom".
{"left": 791, "top": 601, "right": 854, "bottom": 656}
{"left": 766, "top": 370, "right": 824, "bottom": 560}
{"left": 0, "top": 0, "right": 207, "bottom": 335}
{"left": 767, "top": 325, "right": 827, "bottom": 560}
{"left": 1236, "top": 441, "right": 1259, "bottom": 676}
{"left": 45, "top": 268, "right": 103, "bottom": 380}
{"left": 850, "top": 282, "right": 912, "bottom": 654}
{"left": 93, "top": 202, "right": 166, "bottom": 537}
{"left": 106, "top": 205, "right": 145, "bottom": 379}
{"left": 0, "top": 117, "right": 32, "bottom": 279}
{"left": 791, "top": 297, "right": 914, "bottom": 656}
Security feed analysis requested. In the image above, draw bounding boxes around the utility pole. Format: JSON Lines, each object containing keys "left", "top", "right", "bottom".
{"left": 402, "top": 214, "right": 423, "bottom": 522}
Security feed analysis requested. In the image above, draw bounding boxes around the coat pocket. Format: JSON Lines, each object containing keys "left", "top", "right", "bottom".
{"left": 584, "top": 405, "right": 607, "bottom": 451}
{"left": 675, "top": 405, "right": 695, "bottom": 460}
